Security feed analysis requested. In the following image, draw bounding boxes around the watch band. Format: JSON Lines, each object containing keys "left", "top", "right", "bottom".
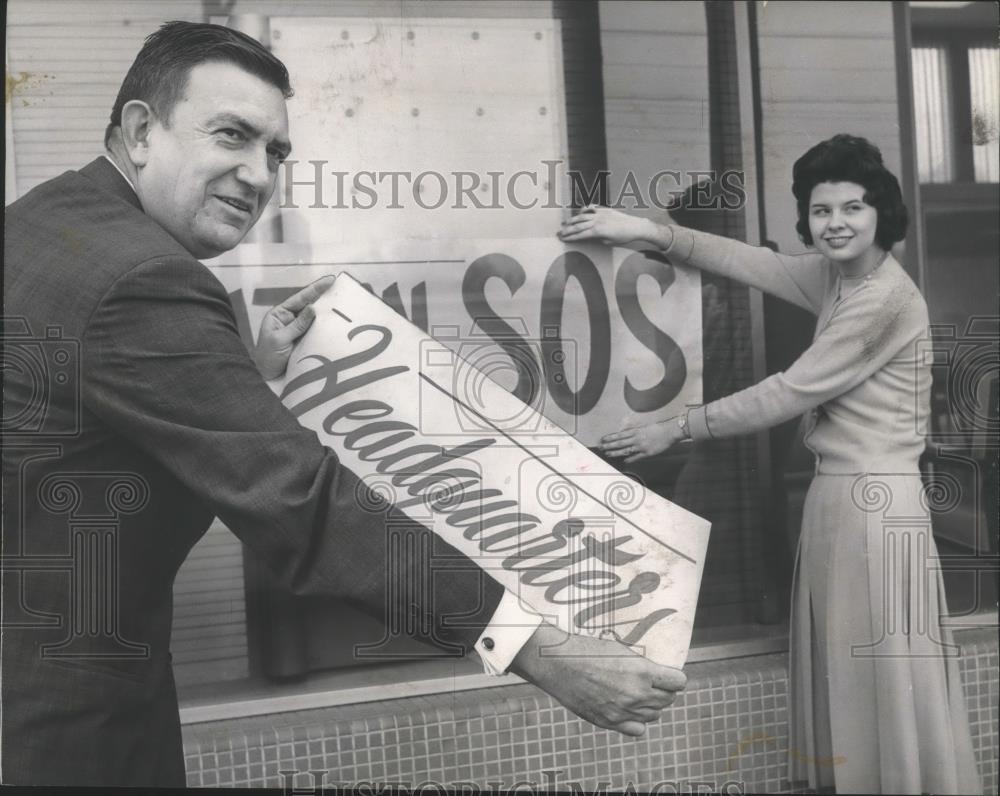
{"left": 677, "top": 411, "right": 690, "bottom": 440}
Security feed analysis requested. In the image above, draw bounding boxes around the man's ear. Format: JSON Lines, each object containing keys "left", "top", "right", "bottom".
{"left": 119, "top": 100, "right": 155, "bottom": 167}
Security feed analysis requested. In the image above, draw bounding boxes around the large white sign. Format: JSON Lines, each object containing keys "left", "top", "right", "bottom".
{"left": 269, "top": 16, "right": 569, "bottom": 243}
{"left": 209, "top": 238, "right": 703, "bottom": 449}
{"left": 265, "top": 274, "right": 711, "bottom": 668}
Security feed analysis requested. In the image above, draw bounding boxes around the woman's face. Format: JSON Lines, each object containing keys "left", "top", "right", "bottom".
{"left": 807, "top": 181, "right": 881, "bottom": 271}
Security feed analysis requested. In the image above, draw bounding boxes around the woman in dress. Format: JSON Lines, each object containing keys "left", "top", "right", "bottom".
{"left": 558, "top": 134, "right": 981, "bottom": 795}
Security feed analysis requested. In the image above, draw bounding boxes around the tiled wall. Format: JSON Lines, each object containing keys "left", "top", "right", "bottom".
{"left": 183, "top": 627, "right": 998, "bottom": 792}
{"left": 964, "top": 629, "right": 1000, "bottom": 794}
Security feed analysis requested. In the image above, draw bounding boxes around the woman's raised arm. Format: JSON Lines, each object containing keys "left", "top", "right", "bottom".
{"left": 559, "top": 206, "right": 827, "bottom": 315}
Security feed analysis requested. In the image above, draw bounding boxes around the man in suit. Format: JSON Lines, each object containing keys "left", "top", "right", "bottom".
{"left": 2, "top": 21, "right": 687, "bottom": 786}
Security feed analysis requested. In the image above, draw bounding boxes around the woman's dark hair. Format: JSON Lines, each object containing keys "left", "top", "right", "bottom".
{"left": 105, "top": 21, "right": 292, "bottom": 148}
{"left": 792, "top": 134, "right": 908, "bottom": 250}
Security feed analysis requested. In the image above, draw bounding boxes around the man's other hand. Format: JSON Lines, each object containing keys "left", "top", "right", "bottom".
{"left": 252, "top": 276, "right": 335, "bottom": 380}
{"left": 509, "top": 622, "right": 687, "bottom": 737}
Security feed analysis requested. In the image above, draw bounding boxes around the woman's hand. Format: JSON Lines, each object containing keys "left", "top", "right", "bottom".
{"left": 600, "top": 418, "right": 687, "bottom": 464}
{"left": 253, "top": 275, "right": 335, "bottom": 381}
{"left": 558, "top": 206, "right": 660, "bottom": 247}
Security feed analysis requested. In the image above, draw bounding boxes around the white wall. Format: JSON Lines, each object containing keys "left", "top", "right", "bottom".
{"left": 5, "top": 0, "right": 203, "bottom": 198}
{"left": 599, "top": 1, "right": 711, "bottom": 219}
{"left": 756, "top": 0, "right": 901, "bottom": 254}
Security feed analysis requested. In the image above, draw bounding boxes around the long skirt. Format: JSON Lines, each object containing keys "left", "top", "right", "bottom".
{"left": 788, "top": 473, "right": 982, "bottom": 794}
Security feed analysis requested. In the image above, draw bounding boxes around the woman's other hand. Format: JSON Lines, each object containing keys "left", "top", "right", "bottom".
{"left": 253, "top": 275, "right": 335, "bottom": 381}
{"left": 600, "top": 418, "right": 687, "bottom": 463}
{"left": 558, "top": 205, "right": 656, "bottom": 246}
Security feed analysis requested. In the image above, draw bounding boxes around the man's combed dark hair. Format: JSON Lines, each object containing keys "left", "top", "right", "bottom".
{"left": 791, "top": 133, "right": 908, "bottom": 251}
{"left": 104, "top": 21, "right": 293, "bottom": 147}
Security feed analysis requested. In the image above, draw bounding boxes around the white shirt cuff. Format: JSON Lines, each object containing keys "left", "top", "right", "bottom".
{"left": 475, "top": 589, "right": 543, "bottom": 675}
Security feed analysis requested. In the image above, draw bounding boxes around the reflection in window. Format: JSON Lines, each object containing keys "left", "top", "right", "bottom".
{"left": 912, "top": 47, "right": 953, "bottom": 183}
{"left": 969, "top": 47, "right": 999, "bottom": 183}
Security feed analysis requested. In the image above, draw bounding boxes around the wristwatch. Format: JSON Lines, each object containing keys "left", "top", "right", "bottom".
{"left": 677, "top": 412, "right": 690, "bottom": 440}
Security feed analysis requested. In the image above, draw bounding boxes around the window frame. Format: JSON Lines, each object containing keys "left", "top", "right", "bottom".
{"left": 911, "top": 28, "right": 998, "bottom": 185}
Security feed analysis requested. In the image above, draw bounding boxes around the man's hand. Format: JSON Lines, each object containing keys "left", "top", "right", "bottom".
{"left": 252, "top": 276, "right": 335, "bottom": 380}
{"left": 509, "top": 623, "right": 687, "bottom": 737}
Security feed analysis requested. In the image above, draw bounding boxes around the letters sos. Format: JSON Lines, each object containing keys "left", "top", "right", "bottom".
{"left": 231, "top": 249, "right": 687, "bottom": 417}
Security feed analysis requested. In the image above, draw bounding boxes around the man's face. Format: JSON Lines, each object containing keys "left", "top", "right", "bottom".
{"left": 134, "top": 61, "right": 291, "bottom": 259}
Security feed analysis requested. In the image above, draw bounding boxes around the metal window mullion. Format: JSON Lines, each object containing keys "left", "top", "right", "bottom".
{"left": 949, "top": 41, "right": 976, "bottom": 183}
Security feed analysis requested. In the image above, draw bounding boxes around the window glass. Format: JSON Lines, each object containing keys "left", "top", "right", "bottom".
{"left": 969, "top": 46, "right": 1000, "bottom": 183}
{"left": 912, "top": 46, "right": 954, "bottom": 183}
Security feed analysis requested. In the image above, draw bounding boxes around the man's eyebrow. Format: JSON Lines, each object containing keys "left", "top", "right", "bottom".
{"left": 206, "top": 112, "right": 255, "bottom": 132}
{"left": 206, "top": 112, "right": 291, "bottom": 157}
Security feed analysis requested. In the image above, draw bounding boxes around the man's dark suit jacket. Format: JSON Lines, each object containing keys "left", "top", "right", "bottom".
{"left": 2, "top": 158, "right": 502, "bottom": 786}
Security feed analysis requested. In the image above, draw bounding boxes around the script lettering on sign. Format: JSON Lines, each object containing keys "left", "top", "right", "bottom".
{"left": 264, "top": 274, "right": 710, "bottom": 667}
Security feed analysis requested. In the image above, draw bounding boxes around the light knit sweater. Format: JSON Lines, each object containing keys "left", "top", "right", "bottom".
{"left": 665, "top": 226, "right": 931, "bottom": 475}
